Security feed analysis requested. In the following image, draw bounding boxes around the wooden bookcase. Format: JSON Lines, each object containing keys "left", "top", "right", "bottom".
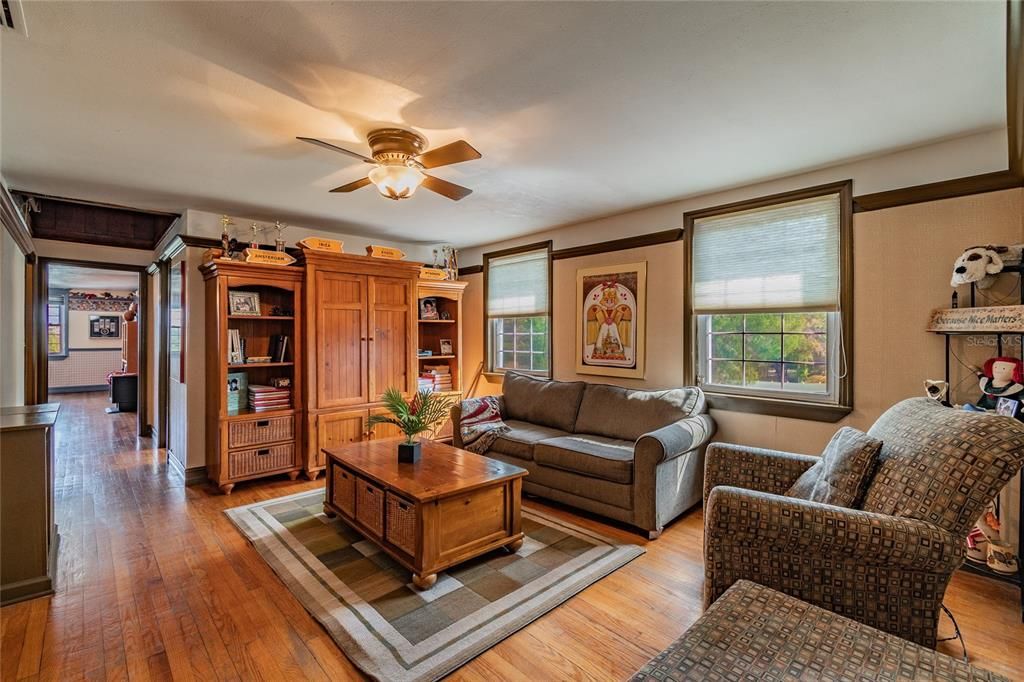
{"left": 417, "top": 279, "right": 468, "bottom": 441}
{"left": 201, "top": 260, "right": 304, "bottom": 494}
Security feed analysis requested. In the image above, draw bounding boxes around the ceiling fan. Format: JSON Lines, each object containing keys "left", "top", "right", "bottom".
{"left": 297, "top": 128, "right": 481, "bottom": 201}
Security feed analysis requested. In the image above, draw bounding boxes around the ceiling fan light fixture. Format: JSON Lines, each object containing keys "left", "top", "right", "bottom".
{"left": 368, "top": 164, "right": 425, "bottom": 200}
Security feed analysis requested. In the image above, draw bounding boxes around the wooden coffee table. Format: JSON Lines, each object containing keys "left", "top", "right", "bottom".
{"left": 322, "top": 438, "right": 528, "bottom": 589}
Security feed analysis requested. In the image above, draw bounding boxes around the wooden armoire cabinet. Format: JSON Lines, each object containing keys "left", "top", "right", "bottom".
{"left": 301, "top": 249, "right": 421, "bottom": 478}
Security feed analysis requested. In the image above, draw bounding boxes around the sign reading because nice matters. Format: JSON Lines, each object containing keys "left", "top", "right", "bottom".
{"left": 927, "top": 305, "right": 1024, "bottom": 333}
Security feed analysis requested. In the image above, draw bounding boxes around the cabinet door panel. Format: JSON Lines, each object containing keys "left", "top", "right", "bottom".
{"left": 368, "top": 406, "right": 404, "bottom": 440}
{"left": 317, "top": 410, "right": 367, "bottom": 467}
{"left": 368, "top": 277, "right": 415, "bottom": 400}
{"left": 316, "top": 272, "right": 368, "bottom": 406}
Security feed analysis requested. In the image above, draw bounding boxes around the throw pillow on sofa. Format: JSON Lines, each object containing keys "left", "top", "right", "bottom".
{"left": 786, "top": 427, "right": 882, "bottom": 508}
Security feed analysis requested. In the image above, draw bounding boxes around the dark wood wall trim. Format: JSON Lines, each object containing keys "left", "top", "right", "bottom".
{"left": 458, "top": 265, "right": 483, "bottom": 277}
{"left": 1008, "top": 0, "right": 1023, "bottom": 177}
{"left": 1, "top": 183, "right": 34, "bottom": 255}
{"left": 551, "top": 228, "right": 683, "bottom": 261}
{"left": 852, "top": 169, "right": 1023, "bottom": 213}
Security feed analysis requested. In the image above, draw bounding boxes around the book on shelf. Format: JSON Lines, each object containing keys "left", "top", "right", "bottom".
{"left": 419, "top": 364, "right": 453, "bottom": 392}
{"left": 248, "top": 384, "right": 291, "bottom": 411}
{"left": 268, "top": 334, "right": 290, "bottom": 363}
{"left": 227, "top": 329, "right": 244, "bottom": 364}
{"left": 226, "top": 372, "right": 248, "bottom": 415}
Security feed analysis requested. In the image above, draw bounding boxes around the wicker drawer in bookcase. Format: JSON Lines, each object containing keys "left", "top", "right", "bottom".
{"left": 331, "top": 464, "right": 356, "bottom": 517}
{"left": 356, "top": 477, "right": 384, "bottom": 537}
{"left": 228, "top": 415, "right": 294, "bottom": 448}
{"left": 228, "top": 444, "right": 295, "bottom": 478}
{"left": 386, "top": 492, "right": 418, "bottom": 556}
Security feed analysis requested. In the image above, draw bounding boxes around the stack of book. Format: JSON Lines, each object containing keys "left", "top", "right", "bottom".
{"left": 420, "top": 364, "right": 453, "bottom": 392}
{"left": 248, "top": 384, "right": 291, "bottom": 412}
{"left": 417, "top": 375, "right": 435, "bottom": 392}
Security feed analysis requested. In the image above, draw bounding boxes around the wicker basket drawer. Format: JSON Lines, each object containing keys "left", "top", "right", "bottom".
{"left": 228, "top": 443, "right": 295, "bottom": 478}
{"left": 228, "top": 415, "right": 294, "bottom": 448}
{"left": 356, "top": 477, "right": 384, "bottom": 538}
{"left": 331, "top": 464, "right": 356, "bottom": 517}
{"left": 386, "top": 493, "right": 418, "bottom": 556}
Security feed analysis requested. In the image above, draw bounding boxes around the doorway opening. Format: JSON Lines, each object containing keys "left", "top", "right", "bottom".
{"left": 38, "top": 259, "right": 149, "bottom": 436}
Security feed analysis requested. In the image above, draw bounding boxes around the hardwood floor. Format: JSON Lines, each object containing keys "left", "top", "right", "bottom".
{"left": 2, "top": 391, "right": 1022, "bottom": 681}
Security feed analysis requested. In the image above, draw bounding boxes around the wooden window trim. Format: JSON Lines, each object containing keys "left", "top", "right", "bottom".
{"left": 482, "top": 240, "right": 553, "bottom": 378}
{"left": 46, "top": 290, "right": 69, "bottom": 360}
{"left": 683, "top": 180, "right": 854, "bottom": 423}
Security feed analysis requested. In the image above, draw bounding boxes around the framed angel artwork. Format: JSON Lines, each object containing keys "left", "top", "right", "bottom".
{"left": 575, "top": 262, "right": 647, "bottom": 378}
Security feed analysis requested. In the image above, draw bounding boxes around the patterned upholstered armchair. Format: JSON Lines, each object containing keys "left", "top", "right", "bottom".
{"left": 703, "top": 398, "right": 1024, "bottom": 648}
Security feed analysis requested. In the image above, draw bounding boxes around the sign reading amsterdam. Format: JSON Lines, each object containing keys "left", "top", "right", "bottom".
{"left": 927, "top": 305, "right": 1024, "bottom": 333}
{"left": 244, "top": 248, "right": 296, "bottom": 266}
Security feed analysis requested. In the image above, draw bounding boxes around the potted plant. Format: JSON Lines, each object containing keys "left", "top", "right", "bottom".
{"left": 367, "top": 387, "right": 455, "bottom": 462}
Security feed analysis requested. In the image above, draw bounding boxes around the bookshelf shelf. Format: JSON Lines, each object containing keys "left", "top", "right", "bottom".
{"left": 419, "top": 355, "right": 456, "bottom": 360}
{"left": 418, "top": 319, "right": 456, "bottom": 324}
{"left": 417, "top": 279, "right": 468, "bottom": 442}
{"left": 224, "top": 407, "right": 296, "bottom": 421}
{"left": 228, "top": 315, "right": 295, "bottom": 321}
{"left": 228, "top": 362, "right": 294, "bottom": 369}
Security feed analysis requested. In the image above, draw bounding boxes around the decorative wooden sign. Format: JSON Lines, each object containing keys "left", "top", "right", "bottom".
{"left": 927, "top": 305, "right": 1024, "bottom": 333}
{"left": 419, "top": 267, "right": 448, "bottom": 280}
{"left": 366, "top": 245, "right": 406, "bottom": 260}
{"left": 244, "top": 248, "right": 296, "bottom": 266}
{"left": 298, "top": 237, "right": 344, "bottom": 253}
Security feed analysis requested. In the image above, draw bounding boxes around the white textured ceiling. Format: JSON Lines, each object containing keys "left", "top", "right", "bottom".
{"left": 1, "top": 1, "right": 1006, "bottom": 247}
{"left": 48, "top": 264, "right": 139, "bottom": 292}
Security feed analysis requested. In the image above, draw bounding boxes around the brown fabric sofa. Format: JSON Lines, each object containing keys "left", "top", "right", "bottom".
{"left": 703, "top": 398, "right": 1024, "bottom": 648}
{"left": 452, "top": 372, "right": 715, "bottom": 538}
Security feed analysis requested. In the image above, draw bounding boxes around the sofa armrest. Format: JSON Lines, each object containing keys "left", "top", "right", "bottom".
{"left": 449, "top": 404, "right": 464, "bottom": 448}
{"left": 703, "top": 442, "right": 817, "bottom": 501}
{"left": 705, "top": 486, "right": 964, "bottom": 574}
{"left": 635, "top": 414, "right": 715, "bottom": 468}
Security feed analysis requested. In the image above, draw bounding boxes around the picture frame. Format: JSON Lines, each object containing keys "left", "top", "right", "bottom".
{"left": 228, "top": 290, "right": 261, "bottom": 316}
{"left": 575, "top": 262, "right": 647, "bottom": 378}
{"left": 996, "top": 397, "right": 1020, "bottom": 418}
{"left": 419, "top": 297, "right": 439, "bottom": 320}
{"left": 89, "top": 315, "right": 121, "bottom": 338}
{"left": 439, "top": 339, "right": 453, "bottom": 355}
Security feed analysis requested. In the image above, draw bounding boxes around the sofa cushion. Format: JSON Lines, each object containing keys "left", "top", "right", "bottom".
{"left": 862, "top": 398, "right": 1024, "bottom": 536}
{"left": 574, "top": 384, "right": 706, "bottom": 441}
{"left": 786, "top": 427, "right": 882, "bottom": 508}
{"left": 502, "top": 372, "right": 586, "bottom": 432}
{"left": 489, "top": 420, "right": 569, "bottom": 461}
{"left": 535, "top": 434, "right": 635, "bottom": 484}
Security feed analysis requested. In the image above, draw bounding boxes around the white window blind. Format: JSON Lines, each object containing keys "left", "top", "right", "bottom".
{"left": 486, "top": 249, "right": 549, "bottom": 317}
{"left": 692, "top": 193, "right": 841, "bottom": 314}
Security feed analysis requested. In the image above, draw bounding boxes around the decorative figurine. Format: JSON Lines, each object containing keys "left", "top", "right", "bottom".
{"left": 963, "top": 356, "right": 1024, "bottom": 412}
{"left": 248, "top": 223, "right": 265, "bottom": 250}
{"left": 950, "top": 243, "right": 1024, "bottom": 290}
{"left": 923, "top": 379, "right": 949, "bottom": 403}
{"left": 272, "top": 221, "right": 288, "bottom": 251}
{"left": 219, "top": 215, "right": 234, "bottom": 253}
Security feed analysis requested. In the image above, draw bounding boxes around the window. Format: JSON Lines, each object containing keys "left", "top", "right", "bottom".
{"left": 688, "top": 182, "right": 851, "bottom": 415}
{"left": 47, "top": 293, "right": 68, "bottom": 358}
{"left": 484, "top": 242, "right": 552, "bottom": 375}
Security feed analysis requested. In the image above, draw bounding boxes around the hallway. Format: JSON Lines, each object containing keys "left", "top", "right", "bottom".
{"left": 2, "top": 392, "right": 1023, "bottom": 680}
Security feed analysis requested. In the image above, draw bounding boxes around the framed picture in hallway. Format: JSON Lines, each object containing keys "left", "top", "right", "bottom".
{"left": 575, "top": 262, "right": 647, "bottom": 379}
{"left": 89, "top": 315, "right": 121, "bottom": 338}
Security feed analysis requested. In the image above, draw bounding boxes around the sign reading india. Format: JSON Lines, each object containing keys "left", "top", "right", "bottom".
{"left": 244, "top": 248, "right": 296, "bottom": 266}
{"left": 927, "top": 305, "right": 1024, "bottom": 333}
{"left": 297, "top": 237, "right": 344, "bottom": 253}
{"left": 367, "top": 245, "right": 406, "bottom": 260}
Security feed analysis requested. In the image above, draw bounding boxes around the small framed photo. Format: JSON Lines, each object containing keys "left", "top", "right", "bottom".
{"left": 419, "top": 297, "right": 439, "bottom": 320}
{"left": 229, "top": 290, "right": 261, "bottom": 316}
{"left": 89, "top": 315, "right": 121, "bottom": 338}
{"left": 996, "top": 397, "right": 1020, "bottom": 418}
{"left": 439, "top": 339, "right": 453, "bottom": 355}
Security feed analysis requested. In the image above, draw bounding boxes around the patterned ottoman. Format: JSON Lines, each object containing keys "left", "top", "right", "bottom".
{"left": 631, "top": 580, "right": 1006, "bottom": 681}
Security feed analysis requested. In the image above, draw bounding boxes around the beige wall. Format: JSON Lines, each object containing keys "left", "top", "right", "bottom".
{"left": 65, "top": 291, "right": 134, "bottom": 350}
{"left": 1, "top": 227, "right": 26, "bottom": 406}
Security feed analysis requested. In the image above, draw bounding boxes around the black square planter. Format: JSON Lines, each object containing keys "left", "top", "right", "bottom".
{"left": 398, "top": 441, "right": 421, "bottom": 463}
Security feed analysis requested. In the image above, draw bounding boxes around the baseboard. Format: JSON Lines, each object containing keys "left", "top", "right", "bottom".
{"left": 185, "top": 466, "right": 208, "bottom": 486}
{"left": 48, "top": 384, "right": 108, "bottom": 394}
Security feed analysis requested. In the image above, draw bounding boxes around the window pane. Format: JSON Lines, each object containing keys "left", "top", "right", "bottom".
{"left": 515, "top": 352, "right": 532, "bottom": 368}
{"left": 784, "top": 363, "right": 828, "bottom": 392}
{"left": 710, "top": 334, "right": 742, "bottom": 359}
{"left": 743, "top": 314, "right": 782, "bottom": 333}
{"left": 534, "top": 354, "right": 549, "bottom": 371}
{"left": 783, "top": 312, "right": 826, "bottom": 333}
{"left": 532, "top": 317, "right": 549, "bottom": 333}
{"left": 515, "top": 334, "right": 531, "bottom": 351}
{"left": 501, "top": 351, "right": 515, "bottom": 368}
{"left": 514, "top": 318, "right": 530, "bottom": 333}
{"left": 783, "top": 334, "right": 826, "bottom": 364}
{"left": 531, "top": 334, "right": 546, "bottom": 352}
{"left": 744, "top": 334, "right": 781, "bottom": 361}
{"left": 502, "top": 319, "right": 515, "bottom": 333}
{"left": 710, "top": 360, "right": 743, "bottom": 386}
{"left": 711, "top": 314, "right": 743, "bottom": 332}
{"left": 745, "top": 362, "right": 782, "bottom": 389}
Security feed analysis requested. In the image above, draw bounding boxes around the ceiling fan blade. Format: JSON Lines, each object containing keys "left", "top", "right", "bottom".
{"left": 421, "top": 174, "right": 473, "bottom": 201}
{"left": 330, "top": 176, "right": 373, "bottom": 193}
{"left": 297, "top": 136, "right": 374, "bottom": 164}
{"left": 416, "top": 140, "right": 481, "bottom": 169}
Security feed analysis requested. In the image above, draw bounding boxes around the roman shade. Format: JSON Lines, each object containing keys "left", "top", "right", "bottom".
{"left": 692, "top": 193, "right": 841, "bottom": 314}
{"left": 486, "top": 248, "right": 549, "bottom": 317}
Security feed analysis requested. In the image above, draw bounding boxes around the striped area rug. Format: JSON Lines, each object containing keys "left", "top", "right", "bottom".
{"left": 227, "top": 490, "right": 644, "bottom": 682}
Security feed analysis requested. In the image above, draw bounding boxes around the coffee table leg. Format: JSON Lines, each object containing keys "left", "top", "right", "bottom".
{"left": 412, "top": 573, "right": 437, "bottom": 590}
{"left": 506, "top": 538, "right": 524, "bottom": 552}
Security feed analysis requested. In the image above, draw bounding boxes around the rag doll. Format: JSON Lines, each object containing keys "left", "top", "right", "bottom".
{"left": 963, "top": 356, "right": 1024, "bottom": 412}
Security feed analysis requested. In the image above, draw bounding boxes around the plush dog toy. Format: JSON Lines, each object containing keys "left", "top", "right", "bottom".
{"left": 951, "top": 244, "right": 1024, "bottom": 289}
